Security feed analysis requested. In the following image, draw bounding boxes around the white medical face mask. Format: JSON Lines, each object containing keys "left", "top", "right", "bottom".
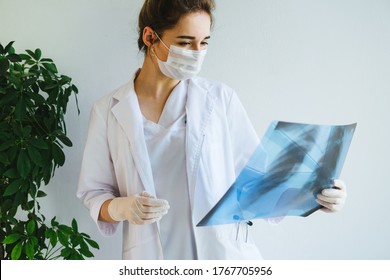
{"left": 153, "top": 33, "right": 207, "bottom": 80}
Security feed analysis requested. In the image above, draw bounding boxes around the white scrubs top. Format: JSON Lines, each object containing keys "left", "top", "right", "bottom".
{"left": 142, "top": 81, "right": 197, "bottom": 259}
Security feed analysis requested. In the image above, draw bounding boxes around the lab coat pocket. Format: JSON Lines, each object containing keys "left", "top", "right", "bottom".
{"left": 222, "top": 223, "right": 263, "bottom": 260}
{"left": 196, "top": 224, "right": 262, "bottom": 259}
{"left": 229, "top": 239, "right": 263, "bottom": 260}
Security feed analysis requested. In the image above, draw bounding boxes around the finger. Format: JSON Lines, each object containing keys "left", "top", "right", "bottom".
{"left": 316, "top": 198, "right": 343, "bottom": 212}
{"left": 137, "top": 211, "right": 166, "bottom": 220}
{"left": 137, "top": 195, "right": 170, "bottom": 208}
{"left": 130, "top": 206, "right": 164, "bottom": 224}
{"left": 321, "top": 188, "right": 347, "bottom": 198}
{"left": 317, "top": 193, "right": 345, "bottom": 205}
{"left": 133, "top": 209, "right": 169, "bottom": 225}
{"left": 331, "top": 179, "right": 347, "bottom": 191}
{"left": 136, "top": 198, "right": 170, "bottom": 214}
{"left": 140, "top": 191, "right": 156, "bottom": 199}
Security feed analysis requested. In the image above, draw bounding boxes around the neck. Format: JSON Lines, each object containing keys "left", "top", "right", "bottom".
{"left": 133, "top": 54, "right": 181, "bottom": 123}
{"left": 134, "top": 55, "right": 179, "bottom": 100}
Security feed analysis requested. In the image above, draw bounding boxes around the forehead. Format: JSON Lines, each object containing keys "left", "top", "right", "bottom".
{"left": 164, "top": 11, "right": 211, "bottom": 38}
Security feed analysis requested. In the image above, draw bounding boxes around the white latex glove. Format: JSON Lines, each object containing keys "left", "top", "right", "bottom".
{"left": 316, "top": 179, "right": 347, "bottom": 213}
{"left": 108, "top": 191, "right": 170, "bottom": 225}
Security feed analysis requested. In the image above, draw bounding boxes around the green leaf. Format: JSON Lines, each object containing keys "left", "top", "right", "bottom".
{"left": 0, "top": 151, "right": 9, "bottom": 164}
{"left": 0, "top": 139, "right": 15, "bottom": 152}
{"left": 71, "top": 252, "right": 85, "bottom": 260}
{"left": 57, "top": 134, "right": 72, "bottom": 147}
{"left": 15, "top": 98, "right": 26, "bottom": 120}
{"left": 45, "top": 228, "right": 58, "bottom": 247}
{"left": 7, "top": 145, "right": 18, "bottom": 163}
{"left": 71, "top": 84, "right": 78, "bottom": 94}
{"left": 19, "top": 54, "right": 30, "bottom": 60}
{"left": 4, "top": 168, "right": 19, "bottom": 178}
{"left": 25, "top": 239, "right": 35, "bottom": 259}
{"left": 25, "top": 49, "right": 36, "bottom": 59}
{"left": 85, "top": 238, "right": 100, "bottom": 249}
{"left": 3, "top": 233, "right": 22, "bottom": 244}
{"left": 23, "top": 77, "right": 38, "bottom": 87}
{"left": 1, "top": 199, "right": 13, "bottom": 212}
{"left": 60, "top": 75, "right": 71, "bottom": 84}
{"left": 0, "top": 90, "right": 18, "bottom": 106}
{"left": 25, "top": 59, "right": 35, "bottom": 65}
{"left": 52, "top": 143, "right": 65, "bottom": 166}
{"left": 80, "top": 232, "right": 91, "bottom": 238}
{"left": 26, "top": 220, "right": 36, "bottom": 235}
{"left": 0, "top": 57, "right": 9, "bottom": 75}
{"left": 11, "top": 242, "right": 23, "bottom": 260}
{"left": 37, "top": 190, "right": 47, "bottom": 198}
{"left": 51, "top": 217, "right": 59, "bottom": 227}
{"left": 29, "top": 138, "right": 49, "bottom": 150}
{"left": 70, "top": 235, "right": 83, "bottom": 247}
{"left": 7, "top": 53, "right": 21, "bottom": 62}
{"left": 58, "top": 224, "right": 72, "bottom": 235}
{"left": 3, "top": 179, "right": 23, "bottom": 196}
{"left": 4, "top": 41, "right": 15, "bottom": 53}
{"left": 26, "top": 200, "right": 35, "bottom": 211}
{"left": 27, "top": 145, "right": 44, "bottom": 167}
{"left": 58, "top": 230, "right": 68, "bottom": 246}
{"left": 34, "top": 48, "right": 42, "bottom": 60}
{"left": 30, "top": 236, "right": 38, "bottom": 247}
{"left": 30, "top": 91, "right": 45, "bottom": 104}
{"left": 17, "top": 149, "right": 31, "bottom": 178}
{"left": 22, "top": 126, "right": 32, "bottom": 138}
{"left": 71, "top": 219, "right": 78, "bottom": 233}
{"left": 42, "top": 63, "right": 58, "bottom": 73}
{"left": 61, "top": 247, "right": 72, "bottom": 258}
{"left": 79, "top": 241, "right": 94, "bottom": 258}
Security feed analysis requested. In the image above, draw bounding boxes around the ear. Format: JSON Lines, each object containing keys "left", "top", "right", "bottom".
{"left": 142, "top": 26, "right": 156, "bottom": 48}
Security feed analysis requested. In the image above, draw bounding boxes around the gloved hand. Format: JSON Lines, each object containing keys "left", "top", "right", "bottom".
{"left": 316, "top": 179, "right": 347, "bottom": 213}
{"left": 108, "top": 191, "right": 170, "bottom": 225}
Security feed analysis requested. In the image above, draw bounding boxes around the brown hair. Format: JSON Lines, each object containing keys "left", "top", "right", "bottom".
{"left": 137, "top": 0, "right": 215, "bottom": 52}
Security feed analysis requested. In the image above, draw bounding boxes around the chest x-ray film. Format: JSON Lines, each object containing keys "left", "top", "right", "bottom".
{"left": 197, "top": 121, "right": 357, "bottom": 227}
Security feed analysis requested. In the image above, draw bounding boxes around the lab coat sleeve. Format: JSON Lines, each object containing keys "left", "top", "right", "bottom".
{"left": 226, "top": 90, "right": 260, "bottom": 176}
{"left": 77, "top": 101, "right": 119, "bottom": 236}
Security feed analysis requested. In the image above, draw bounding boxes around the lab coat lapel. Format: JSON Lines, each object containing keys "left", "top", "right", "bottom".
{"left": 110, "top": 83, "right": 156, "bottom": 196}
{"left": 186, "top": 79, "right": 215, "bottom": 207}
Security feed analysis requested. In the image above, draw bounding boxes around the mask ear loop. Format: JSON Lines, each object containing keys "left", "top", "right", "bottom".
{"left": 150, "top": 31, "right": 170, "bottom": 62}
{"left": 153, "top": 31, "right": 170, "bottom": 51}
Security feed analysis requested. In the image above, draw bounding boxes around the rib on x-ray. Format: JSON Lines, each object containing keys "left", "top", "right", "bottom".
{"left": 197, "top": 121, "right": 357, "bottom": 226}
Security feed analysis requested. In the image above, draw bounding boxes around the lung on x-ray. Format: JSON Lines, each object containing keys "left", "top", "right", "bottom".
{"left": 197, "top": 121, "right": 357, "bottom": 227}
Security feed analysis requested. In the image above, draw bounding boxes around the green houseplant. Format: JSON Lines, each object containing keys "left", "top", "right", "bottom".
{"left": 0, "top": 41, "right": 99, "bottom": 259}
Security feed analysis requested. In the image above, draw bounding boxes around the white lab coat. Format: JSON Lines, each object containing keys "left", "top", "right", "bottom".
{"left": 77, "top": 75, "right": 263, "bottom": 259}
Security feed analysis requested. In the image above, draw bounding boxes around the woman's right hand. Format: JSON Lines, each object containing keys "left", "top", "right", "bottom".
{"left": 107, "top": 191, "right": 170, "bottom": 225}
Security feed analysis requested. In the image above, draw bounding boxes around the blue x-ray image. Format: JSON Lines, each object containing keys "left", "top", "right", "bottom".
{"left": 197, "top": 121, "right": 357, "bottom": 226}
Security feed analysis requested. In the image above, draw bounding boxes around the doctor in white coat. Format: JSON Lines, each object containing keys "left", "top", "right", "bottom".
{"left": 77, "top": 0, "right": 347, "bottom": 260}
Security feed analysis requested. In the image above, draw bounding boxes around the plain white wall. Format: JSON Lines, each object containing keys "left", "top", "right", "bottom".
{"left": 1, "top": 0, "right": 389, "bottom": 259}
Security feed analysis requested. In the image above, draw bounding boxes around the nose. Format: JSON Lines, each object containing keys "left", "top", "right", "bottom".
{"left": 192, "top": 42, "right": 206, "bottom": 51}
{"left": 192, "top": 44, "right": 201, "bottom": 51}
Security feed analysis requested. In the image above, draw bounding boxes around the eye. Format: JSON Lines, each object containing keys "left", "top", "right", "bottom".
{"left": 178, "top": 41, "right": 192, "bottom": 46}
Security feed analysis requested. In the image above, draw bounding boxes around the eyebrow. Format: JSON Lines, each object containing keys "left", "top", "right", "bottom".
{"left": 176, "top": 35, "right": 211, "bottom": 40}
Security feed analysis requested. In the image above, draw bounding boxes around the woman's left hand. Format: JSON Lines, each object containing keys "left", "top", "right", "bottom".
{"left": 316, "top": 179, "right": 347, "bottom": 213}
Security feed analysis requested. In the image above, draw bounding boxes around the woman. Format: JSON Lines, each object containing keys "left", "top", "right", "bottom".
{"left": 77, "top": 0, "right": 347, "bottom": 260}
